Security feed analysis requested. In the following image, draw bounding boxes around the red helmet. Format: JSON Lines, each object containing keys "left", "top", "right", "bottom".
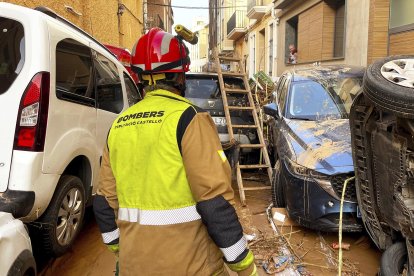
{"left": 131, "top": 28, "right": 190, "bottom": 74}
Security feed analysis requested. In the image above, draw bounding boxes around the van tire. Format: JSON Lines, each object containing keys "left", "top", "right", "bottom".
{"left": 272, "top": 160, "right": 286, "bottom": 207}
{"left": 37, "top": 175, "right": 85, "bottom": 257}
{"left": 380, "top": 242, "right": 407, "bottom": 276}
{"left": 363, "top": 55, "right": 414, "bottom": 118}
{"left": 7, "top": 250, "right": 36, "bottom": 276}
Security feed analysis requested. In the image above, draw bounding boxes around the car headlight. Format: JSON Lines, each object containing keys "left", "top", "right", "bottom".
{"left": 284, "top": 157, "right": 340, "bottom": 200}
{"left": 284, "top": 157, "right": 328, "bottom": 179}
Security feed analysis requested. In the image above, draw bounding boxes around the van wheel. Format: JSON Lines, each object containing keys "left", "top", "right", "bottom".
{"left": 380, "top": 242, "right": 407, "bottom": 276}
{"left": 38, "top": 175, "right": 85, "bottom": 257}
{"left": 363, "top": 55, "right": 414, "bottom": 118}
{"left": 271, "top": 160, "right": 286, "bottom": 207}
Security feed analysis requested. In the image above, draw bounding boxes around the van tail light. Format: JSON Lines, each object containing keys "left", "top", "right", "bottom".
{"left": 14, "top": 72, "right": 50, "bottom": 151}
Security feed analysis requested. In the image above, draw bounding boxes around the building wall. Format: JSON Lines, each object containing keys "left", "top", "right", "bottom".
{"left": 5, "top": 0, "right": 144, "bottom": 50}
{"left": 146, "top": 0, "right": 174, "bottom": 33}
{"left": 275, "top": 0, "right": 369, "bottom": 75}
{"left": 189, "top": 20, "right": 209, "bottom": 72}
{"left": 389, "top": 31, "right": 414, "bottom": 55}
{"left": 367, "top": 0, "right": 414, "bottom": 62}
{"left": 367, "top": 0, "right": 389, "bottom": 64}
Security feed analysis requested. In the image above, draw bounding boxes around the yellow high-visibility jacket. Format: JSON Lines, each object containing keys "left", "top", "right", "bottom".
{"left": 93, "top": 89, "right": 255, "bottom": 275}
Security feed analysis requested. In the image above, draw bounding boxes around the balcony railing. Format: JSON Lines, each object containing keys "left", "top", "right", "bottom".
{"left": 247, "top": 0, "right": 263, "bottom": 12}
{"left": 227, "top": 10, "right": 247, "bottom": 37}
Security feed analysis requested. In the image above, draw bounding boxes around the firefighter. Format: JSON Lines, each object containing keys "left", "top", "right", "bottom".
{"left": 93, "top": 28, "right": 257, "bottom": 276}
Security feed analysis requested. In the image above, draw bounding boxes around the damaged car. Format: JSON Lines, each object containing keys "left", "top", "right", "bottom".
{"left": 350, "top": 55, "right": 414, "bottom": 275}
{"left": 185, "top": 72, "right": 258, "bottom": 163}
{"left": 264, "top": 66, "right": 364, "bottom": 232}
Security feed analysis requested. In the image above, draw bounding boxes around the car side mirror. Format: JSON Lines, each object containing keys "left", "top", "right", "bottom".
{"left": 263, "top": 103, "right": 279, "bottom": 118}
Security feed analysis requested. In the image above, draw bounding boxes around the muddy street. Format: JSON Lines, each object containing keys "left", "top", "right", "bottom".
{"left": 36, "top": 182, "right": 381, "bottom": 276}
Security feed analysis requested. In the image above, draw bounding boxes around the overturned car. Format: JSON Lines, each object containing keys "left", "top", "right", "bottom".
{"left": 350, "top": 55, "right": 414, "bottom": 275}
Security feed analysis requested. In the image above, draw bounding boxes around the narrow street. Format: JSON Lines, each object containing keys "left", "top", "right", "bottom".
{"left": 36, "top": 180, "right": 381, "bottom": 276}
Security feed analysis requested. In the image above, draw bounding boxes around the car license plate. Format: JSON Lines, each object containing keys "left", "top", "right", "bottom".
{"left": 356, "top": 206, "right": 362, "bottom": 218}
{"left": 213, "top": 117, "right": 226, "bottom": 126}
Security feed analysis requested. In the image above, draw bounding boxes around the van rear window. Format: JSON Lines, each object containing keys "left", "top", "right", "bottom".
{"left": 0, "top": 17, "right": 25, "bottom": 94}
{"left": 185, "top": 77, "right": 245, "bottom": 99}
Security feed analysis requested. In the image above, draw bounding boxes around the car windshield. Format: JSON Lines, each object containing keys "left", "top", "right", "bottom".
{"left": 286, "top": 77, "right": 362, "bottom": 120}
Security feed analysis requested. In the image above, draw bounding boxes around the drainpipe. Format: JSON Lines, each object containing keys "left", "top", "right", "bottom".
{"left": 117, "top": 0, "right": 125, "bottom": 46}
{"left": 143, "top": 0, "right": 148, "bottom": 32}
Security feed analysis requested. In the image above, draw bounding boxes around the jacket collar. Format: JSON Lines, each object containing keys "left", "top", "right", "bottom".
{"left": 146, "top": 89, "right": 192, "bottom": 105}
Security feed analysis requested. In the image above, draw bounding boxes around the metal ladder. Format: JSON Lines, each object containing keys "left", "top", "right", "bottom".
{"left": 214, "top": 50, "right": 273, "bottom": 206}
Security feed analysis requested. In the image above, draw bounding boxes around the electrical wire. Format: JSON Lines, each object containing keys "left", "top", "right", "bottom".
{"left": 338, "top": 176, "right": 355, "bottom": 276}
{"left": 145, "top": 2, "right": 248, "bottom": 9}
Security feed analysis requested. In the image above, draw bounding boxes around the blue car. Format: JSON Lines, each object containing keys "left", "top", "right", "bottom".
{"left": 264, "top": 66, "right": 364, "bottom": 232}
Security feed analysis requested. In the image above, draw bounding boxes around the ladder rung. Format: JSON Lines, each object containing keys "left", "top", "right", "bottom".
{"left": 238, "top": 164, "right": 270, "bottom": 169}
{"left": 243, "top": 187, "right": 271, "bottom": 191}
{"left": 224, "top": 88, "right": 249, "bottom": 94}
{"left": 239, "top": 144, "right": 265, "bottom": 148}
{"left": 232, "top": 124, "right": 258, "bottom": 129}
{"left": 228, "top": 106, "right": 254, "bottom": 110}
{"left": 221, "top": 72, "right": 244, "bottom": 77}
{"left": 218, "top": 56, "right": 240, "bottom": 62}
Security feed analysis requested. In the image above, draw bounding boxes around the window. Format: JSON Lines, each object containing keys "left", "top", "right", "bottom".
{"left": 124, "top": 72, "right": 141, "bottom": 106}
{"left": 94, "top": 52, "right": 123, "bottom": 113}
{"left": 285, "top": 16, "right": 298, "bottom": 64}
{"left": 0, "top": 17, "right": 25, "bottom": 95}
{"left": 285, "top": 77, "right": 362, "bottom": 121}
{"left": 390, "top": 0, "right": 414, "bottom": 31}
{"left": 56, "top": 39, "right": 94, "bottom": 106}
{"left": 268, "top": 23, "right": 274, "bottom": 76}
{"left": 333, "top": 0, "right": 345, "bottom": 57}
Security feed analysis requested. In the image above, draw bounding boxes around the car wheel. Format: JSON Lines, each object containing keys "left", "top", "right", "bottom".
{"left": 7, "top": 250, "right": 36, "bottom": 276}
{"left": 363, "top": 55, "right": 414, "bottom": 118}
{"left": 380, "top": 242, "right": 407, "bottom": 276}
{"left": 271, "top": 160, "right": 286, "bottom": 207}
{"left": 37, "top": 175, "right": 85, "bottom": 257}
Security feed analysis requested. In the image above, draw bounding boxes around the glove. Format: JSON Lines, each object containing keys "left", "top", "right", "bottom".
{"left": 227, "top": 250, "right": 258, "bottom": 276}
{"left": 107, "top": 243, "right": 119, "bottom": 255}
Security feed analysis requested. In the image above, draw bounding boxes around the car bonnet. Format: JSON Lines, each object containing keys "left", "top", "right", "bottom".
{"left": 285, "top": 118, "right": 354, "bottom": 173}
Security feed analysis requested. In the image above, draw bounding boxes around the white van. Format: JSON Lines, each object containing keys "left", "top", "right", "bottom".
{"left": 0, "top": 3, "right": 141, "bottom": 256}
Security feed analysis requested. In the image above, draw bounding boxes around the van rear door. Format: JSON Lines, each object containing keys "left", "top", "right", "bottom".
{"left": 0, "top": 16, "right": 25, "bottom": 192}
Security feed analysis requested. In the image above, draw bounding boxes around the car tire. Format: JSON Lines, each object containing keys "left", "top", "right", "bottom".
{"left": 271, "top": 160, "right": 286, "bottom": 207}
{"left": 37, "top": 175, "right": 85, "bottom": 257}
{"left": 363, "top": 55, "right": 414, "bottom": 118}
{"left": 380, "top": 241, "right": 407, "bottom": 276}
{"left": 7, "top": 250, "right": 36, "bottom": 276}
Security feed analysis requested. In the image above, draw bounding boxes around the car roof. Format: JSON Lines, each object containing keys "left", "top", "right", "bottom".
{"left": 186, "top": 72, "right": 218, "bottom": 77}
{"left": 284, "top": 65, "right": 365, "bottom": 82}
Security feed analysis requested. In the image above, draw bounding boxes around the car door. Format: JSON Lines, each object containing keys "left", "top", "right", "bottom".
{"left": 93, "top": 50, "right": 125, "bottom": 192}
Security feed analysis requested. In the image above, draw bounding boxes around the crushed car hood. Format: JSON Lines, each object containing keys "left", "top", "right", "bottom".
{"left": 286, "top": 119, "right": 353, "bottom": 173}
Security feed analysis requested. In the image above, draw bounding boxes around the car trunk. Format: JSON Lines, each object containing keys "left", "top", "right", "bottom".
{"left": 0, "top": 15, "right": 26, "bottom": 192}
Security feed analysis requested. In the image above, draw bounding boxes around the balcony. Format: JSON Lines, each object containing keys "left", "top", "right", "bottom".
{"left": 247, "top": 0, "right": 268, "bottom": 20}
{"left": 227, "top": 10, "right": 247, "bottom": 40}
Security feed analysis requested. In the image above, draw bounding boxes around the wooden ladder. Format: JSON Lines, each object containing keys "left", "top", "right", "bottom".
{"left": 214, "top": 50, "right": 273, "bottom": 206}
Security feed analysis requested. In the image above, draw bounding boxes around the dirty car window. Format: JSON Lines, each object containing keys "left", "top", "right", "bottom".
{"left": 186, "top": 79, "right": 218, "bottom": 99}
{"left": 287, "top": 77, "right": 362, "bottom": 120}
